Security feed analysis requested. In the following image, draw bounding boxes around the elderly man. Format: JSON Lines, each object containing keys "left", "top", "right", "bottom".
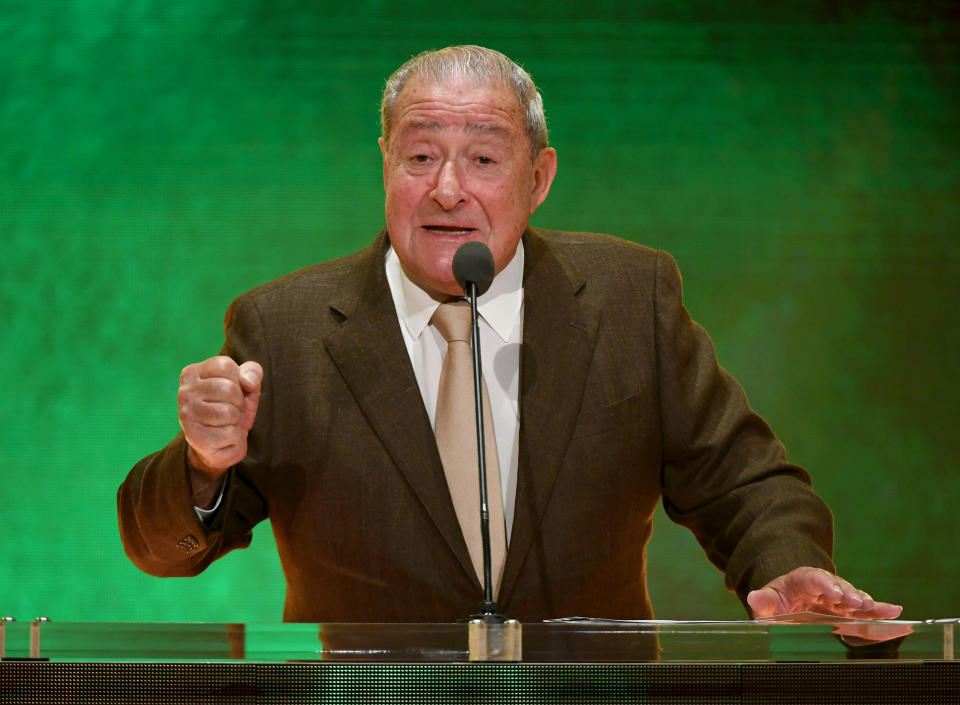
{"left": 119, "top": 45, "right": 900, "bottom": 623}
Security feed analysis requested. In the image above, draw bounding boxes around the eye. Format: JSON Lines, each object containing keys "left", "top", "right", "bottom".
{"left": 476, "top": 155, "right": 494, "bottom": 165}
{"left": 412, "top": 154, "right": 430, "bottom": 163}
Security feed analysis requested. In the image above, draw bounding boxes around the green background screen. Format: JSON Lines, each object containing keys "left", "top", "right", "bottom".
{"left": 2, "top": 1, "right": 957, "bottom": 622}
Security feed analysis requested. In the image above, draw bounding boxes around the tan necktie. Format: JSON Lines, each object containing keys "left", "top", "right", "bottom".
{"left": 431, "top": 300, "right": 507, "bottom": 598}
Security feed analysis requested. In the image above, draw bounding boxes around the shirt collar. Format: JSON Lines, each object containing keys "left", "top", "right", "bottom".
{"left": 385, "top": 241, "right": 524, "bottom": 343}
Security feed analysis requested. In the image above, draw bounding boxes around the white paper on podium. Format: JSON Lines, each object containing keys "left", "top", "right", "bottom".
{"left": 541, "top": 611, "right": 956, "bottom": 625}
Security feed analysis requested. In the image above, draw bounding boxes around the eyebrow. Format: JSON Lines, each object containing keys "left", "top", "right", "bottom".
{"left": 466, "top": 123, "right": 510, "bottom": 137}
{"left": 402, "top": 120, "right": 442, "bottom": 133}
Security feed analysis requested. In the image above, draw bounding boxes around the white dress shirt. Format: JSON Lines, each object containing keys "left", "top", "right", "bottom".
{"left": 385, "top": 243, "right": 524, "bottom": 543}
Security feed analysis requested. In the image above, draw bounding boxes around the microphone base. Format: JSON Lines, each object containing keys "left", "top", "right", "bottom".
{"left": 468, "top": 615, "right": 522, "bottom": 661}
{"left": 472, "top": 600, "right": 503, "bottom": 622}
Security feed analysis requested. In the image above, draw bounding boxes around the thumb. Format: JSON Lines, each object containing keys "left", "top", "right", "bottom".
{"left": 747, "top": 588, "right": 780, "bottom": 618}
{"left": 238, "top": 361, "right": 263, "bottom": 430}
{"left": 238, "top": 361, "right": 263, "bottom": 392}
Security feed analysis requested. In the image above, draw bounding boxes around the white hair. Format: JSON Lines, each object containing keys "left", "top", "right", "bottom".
{"left": 381, "top": 45, "right": 549, "bottom": 158}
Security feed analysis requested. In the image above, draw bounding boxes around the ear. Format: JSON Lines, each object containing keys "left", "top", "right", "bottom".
{"left": 378, "top": 136, "right": 388, "bottom": 187}
{"left": 529, "top": 147, "right": 558, "bottom": 215}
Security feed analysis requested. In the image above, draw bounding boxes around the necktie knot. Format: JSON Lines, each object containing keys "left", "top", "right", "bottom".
{"left": 430, "top": 299, "right": 472, "bottom": 343}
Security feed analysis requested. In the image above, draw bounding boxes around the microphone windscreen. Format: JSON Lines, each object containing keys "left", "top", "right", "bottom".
{"left": 452, "top": 241, "right": 495, "bottom": 296}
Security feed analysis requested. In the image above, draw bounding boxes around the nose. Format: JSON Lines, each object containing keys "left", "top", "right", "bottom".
{"left": 430, "top": 160, "right": 467, "bottom": 210}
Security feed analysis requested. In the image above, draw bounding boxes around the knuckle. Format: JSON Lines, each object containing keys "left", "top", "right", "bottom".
{"left": 209, "top": 355, "right": 239, "bottom": 376}
{"left": 177, "top": 385, "right": 196, "bottom": 407}
{"left": 180, "top": 360, "right": 204, "bottom": 379}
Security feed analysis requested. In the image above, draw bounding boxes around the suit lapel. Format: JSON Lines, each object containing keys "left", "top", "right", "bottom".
{"left": 499, "top": 229, "right": 601, "bottom": 606}
{"left": 323, "top": 232, "right": 478, "bottom": 586}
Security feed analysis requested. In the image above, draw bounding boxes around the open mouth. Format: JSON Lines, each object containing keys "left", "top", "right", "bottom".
{"left": 423, "top": 225, "right": 476, "bottom": 235}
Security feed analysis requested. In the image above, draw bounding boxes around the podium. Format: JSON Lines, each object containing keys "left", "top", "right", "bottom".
{"left": 1, "top": 616, "right": 958, "bottom": 703}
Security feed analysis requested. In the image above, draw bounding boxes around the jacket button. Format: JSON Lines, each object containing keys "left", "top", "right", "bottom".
{"left": 177, "top": 535, "right": 200, "bottom": 553}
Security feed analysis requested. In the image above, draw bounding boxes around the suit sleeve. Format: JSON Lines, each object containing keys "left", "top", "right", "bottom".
{"left": 117, "top": 294, "right": 270, "bottom": 577}
{"left": 653, "top": 250, "right": 835, "bottom": 608}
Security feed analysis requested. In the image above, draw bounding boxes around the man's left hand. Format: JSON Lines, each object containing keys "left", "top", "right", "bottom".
{"left": 747, "top": 566, "right": 903, "bottom": 619}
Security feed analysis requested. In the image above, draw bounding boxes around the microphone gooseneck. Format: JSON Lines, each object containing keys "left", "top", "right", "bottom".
{"left": 451, "top": 241, "right": 502, "bottom": 619}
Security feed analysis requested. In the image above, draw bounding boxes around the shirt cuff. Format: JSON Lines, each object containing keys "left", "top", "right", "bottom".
{"left": 193, "top": 477, "right": 226, "bottom": 525}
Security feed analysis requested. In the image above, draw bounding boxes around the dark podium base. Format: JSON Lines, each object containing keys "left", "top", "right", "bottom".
{"left": 2, "top": 660, "right": 959, "bottom": 705}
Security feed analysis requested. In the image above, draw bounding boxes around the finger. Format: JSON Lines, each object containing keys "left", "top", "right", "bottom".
{"left": 858, "top": 592, "right": 877, "bottom": 612}
{"left": 196, "top": 355, "right": 242, "bottom": 382}
{"left": 195, "top": 376, "right": 246, "bottom": 408}
{"left": 191, "top": 400, "right": 245, "bottom": 428}
{"left": 179, "top": 358, "right": 245, "bottom": 411}
{"left": 797, "top": 567, "right": 840, "bottom": 594}
{"left": 791, "top": 567, "right": 851, "bottom": 607}
{"left": 819, "top": 575, "right": 871, "bottom": 611}
{"left": 852, "top": 601, "right": 904, "bottom": 620}
{"left": 179, "top": 362, "right": 201, "bottom": 386}
{"left": 838, "top": 589, "right": 867, "bottom": 611}
{"left": 808, "top": 580, "right": 891, "bottom": 618}
{"left": 179, "top": 382, "right": 244, "bottom": 426}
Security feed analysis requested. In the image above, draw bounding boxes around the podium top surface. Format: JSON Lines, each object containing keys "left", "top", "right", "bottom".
{"left": 2, "top": 614, "right": 954, "bottom": 663}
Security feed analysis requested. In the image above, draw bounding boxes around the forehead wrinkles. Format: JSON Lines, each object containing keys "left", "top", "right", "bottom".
{"left": 398, "top": 100, "right": 518, "bottom": 132}
{"left": 399, "top": 118, "right": 512, "bottom": 141}
{"left": 391, "top": 81, "right": 524, "bottom": 143}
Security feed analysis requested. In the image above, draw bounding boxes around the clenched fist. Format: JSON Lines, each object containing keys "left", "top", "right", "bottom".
{"left": 178, "top": 356, "right": 263, "bottom": 476}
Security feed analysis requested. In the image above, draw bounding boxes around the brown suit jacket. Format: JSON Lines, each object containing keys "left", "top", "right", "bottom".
{"left": 118, "top": 227, "right": 834, "bottom": 622}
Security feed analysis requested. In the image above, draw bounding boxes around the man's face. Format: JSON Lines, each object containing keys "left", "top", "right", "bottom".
{"left": 380, "top": 77, "right": 557, "bottom": 298}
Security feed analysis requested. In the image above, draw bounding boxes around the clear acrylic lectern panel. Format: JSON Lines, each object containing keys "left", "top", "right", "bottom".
{"left": 1, "top": 615, "right": 954, "bottom": 662}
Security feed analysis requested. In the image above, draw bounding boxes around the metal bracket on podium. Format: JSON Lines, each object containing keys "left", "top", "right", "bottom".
{"left": 30, "top": 617, "right": 50, "bottom": 659}
{"left": 0, "top": 617, "right": 13, "bottom": 658}
{"left": 468, "top": 618, "right": 521, "bottom": 661}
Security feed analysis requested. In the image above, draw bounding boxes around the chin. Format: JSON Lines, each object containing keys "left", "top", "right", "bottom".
{"left": 430, "top": 278, "right": 464, "bottom": 298}
{"left": 405, "top": 266, "right": 460, "bottom": 298}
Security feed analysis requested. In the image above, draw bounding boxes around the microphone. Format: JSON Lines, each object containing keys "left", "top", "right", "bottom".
{"left": 453, "top": 241, "right": 495, "bottom": 297}
{"left": 451, "top": 241, "right": 502, "bottom": 619}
